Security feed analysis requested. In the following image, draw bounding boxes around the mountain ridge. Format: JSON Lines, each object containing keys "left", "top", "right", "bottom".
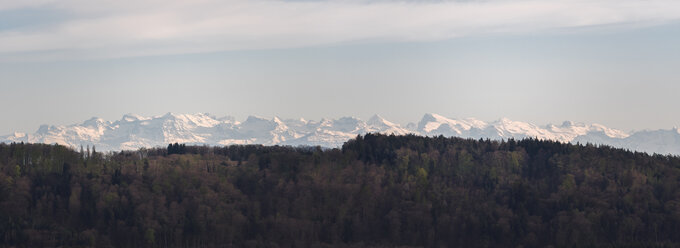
{"left": 2, "top": 113, "right": 679, "bottom": 155}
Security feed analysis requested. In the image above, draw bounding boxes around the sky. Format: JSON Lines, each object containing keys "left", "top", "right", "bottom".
{"left": 1, "top": 0, "right": 679, "bottom": 134}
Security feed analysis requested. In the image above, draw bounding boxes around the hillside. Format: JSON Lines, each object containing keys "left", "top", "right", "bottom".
{"left": 1, "top": 135, "right": 679, "bottom": 247}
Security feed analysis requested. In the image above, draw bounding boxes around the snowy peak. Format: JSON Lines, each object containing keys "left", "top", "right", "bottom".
{"left": 367, "top": 114, "right": 389, "bottom": 126}
{"left": 121, "top": 113, "right": 149, "bottom": 122}
{"left": 366, "top": 114, "right": 410, "bottom": 135}
{"left": 82, "top": 117, "right": 106, "bottom": 127}
{"left": 155, "top": 112, "right": 220, "bottom": 128}
{"left": 418, "top": 113, "right": 487, "bottom": 135}
{"left": 418, "top": 113, "right": 448, "bottom": 132}
{"left": 241, "top": 115, "right": 279, "bottom": 130}
{"left": 0, "top": 113, "right": 678, "bottom": 155}
{"left": 590, "top": 124, "right": 630, "bottom": 139}
{"left": 489, "top": 118, "right": 551, "bottom": 140}
{"left": 546, "top": 121, "right": 630, "bottom": 141}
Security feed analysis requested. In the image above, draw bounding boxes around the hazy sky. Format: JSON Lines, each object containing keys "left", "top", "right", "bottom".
{"left": 1, "top": 0, "right": 679, "bottom": 134}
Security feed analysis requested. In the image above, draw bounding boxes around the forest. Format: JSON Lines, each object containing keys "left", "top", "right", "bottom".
{"left": 0, "top": 134, "right": 679, "bottom": 247}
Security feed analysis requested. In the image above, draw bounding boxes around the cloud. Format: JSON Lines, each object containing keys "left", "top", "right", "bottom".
{"left": 1, "top": 0, "right": 680, "bottom": 60}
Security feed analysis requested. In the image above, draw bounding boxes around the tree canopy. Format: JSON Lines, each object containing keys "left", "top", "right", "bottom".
{"left": 0, "top": 135, "right": 679, "bottom": 247}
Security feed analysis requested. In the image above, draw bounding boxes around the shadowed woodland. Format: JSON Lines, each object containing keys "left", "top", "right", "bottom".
{"left": 1, "top": 134, "right": 679, "bottom": 247}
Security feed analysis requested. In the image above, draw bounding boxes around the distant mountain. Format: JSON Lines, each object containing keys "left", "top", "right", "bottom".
{"left": 1, "top": 113, "right": 679, "bottom": 155}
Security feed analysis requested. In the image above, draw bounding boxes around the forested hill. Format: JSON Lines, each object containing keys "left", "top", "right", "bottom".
{"left": 1, "top": 134, "right": 680, "bottom": 247}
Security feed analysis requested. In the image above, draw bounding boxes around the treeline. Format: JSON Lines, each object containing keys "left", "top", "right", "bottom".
{"left": 0, "top": 134, "right": 679, "bottom": 247}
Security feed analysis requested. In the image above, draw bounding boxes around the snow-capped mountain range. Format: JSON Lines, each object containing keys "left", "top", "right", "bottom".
{"left": 1, "top": 113, "right": 679, "bottom": 155}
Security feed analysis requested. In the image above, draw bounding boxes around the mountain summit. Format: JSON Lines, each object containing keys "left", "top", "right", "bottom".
{"left": 1, "top": 113, "right": 678, "bottom": 155}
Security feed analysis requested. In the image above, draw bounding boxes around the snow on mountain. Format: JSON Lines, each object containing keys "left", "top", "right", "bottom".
{"left": 573, "top": 128, "right": 680, "bottom": 155}
{"left": 483, "top": 118, "right": 554, "bottom": 141}
{"left": 546, "top": 121, "right": 625, "bottom": 142}
{"left": 1, "top": 113, "right": 678, "bottom": 155}
{"left": 366, "top": 114, "right": 410, "bottom": 135}
{"left": 415, "top": 114, "right": 638, "bottom": 145}
{"left": 417, "top": 113, "right": 488, "bottom": 136}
